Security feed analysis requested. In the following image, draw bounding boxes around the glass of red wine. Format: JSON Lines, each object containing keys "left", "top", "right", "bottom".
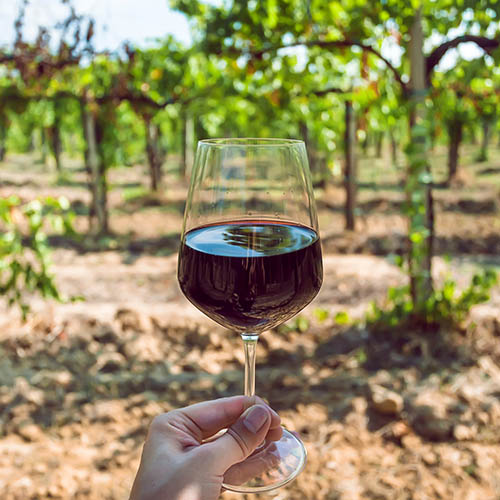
{"left": 177, "top": 138, "right": 323, "bottom": 492}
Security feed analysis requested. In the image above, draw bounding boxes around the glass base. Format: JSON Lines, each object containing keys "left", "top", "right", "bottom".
{"left": 222, "top": 428, "right": 307, "bottom": 493}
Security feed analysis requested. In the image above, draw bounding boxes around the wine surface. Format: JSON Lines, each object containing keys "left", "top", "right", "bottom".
{"left": 178, "top": 221, "right": 323, "bottom": 333}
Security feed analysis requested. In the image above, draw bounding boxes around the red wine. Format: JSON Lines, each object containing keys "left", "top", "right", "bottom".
{"left": 178, "top": 221, "right": 323, "bottom": 334}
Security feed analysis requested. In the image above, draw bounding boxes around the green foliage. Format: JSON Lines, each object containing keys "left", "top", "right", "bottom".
{"left": 278, "top": 314, "right": 310, "bottom": 333}
{"left": 432, "top": 58, "right": 500, "bottom": 166}
{"left": 0, "top": 196, "right": 78, "bottom": 319}
{"left": 367, "top": 269, "right": 498, "bottom": 331}
{"left": 312, "top": 307, "right": 352, "bottom": 325}
{"left": 0, "top": 0, "right": 499, "bottom": 324}
{"left": 312, "top": 308, "right": 352, "bottom": 325}
{"left": 404, "top": 92, "right": 434, "bottom": 313}
{"left": 334, "top": 311, "right": 351, "bottom": 325}
{"left": 313, "top": 307, "right": 329, "bottom": 322}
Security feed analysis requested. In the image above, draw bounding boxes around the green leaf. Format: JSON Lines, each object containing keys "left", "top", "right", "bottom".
{"left": 296, "top": 315, "right": 310, "bottom": 333}
{"left": 314, "top": 307, "right": 329, "bottom": 322}
{"left": 267, "top": 0, "right": 278, "bottom": 28}
{"left": 334, "top": 311, "right": 350, "bottom": 325}
{"left": 410, "top": 232, "right": 423, "bottom": 243}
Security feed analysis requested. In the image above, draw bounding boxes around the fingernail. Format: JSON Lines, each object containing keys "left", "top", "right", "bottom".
{"left": 253, "top": 397, "right": 279, "bottom": 421}
{"left": 243, "top": 405, "right": 269, "bottom": 433}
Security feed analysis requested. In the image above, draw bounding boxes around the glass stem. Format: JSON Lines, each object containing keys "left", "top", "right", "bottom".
{"left": 241, "top": 334, "right": 258, "bottom": 397}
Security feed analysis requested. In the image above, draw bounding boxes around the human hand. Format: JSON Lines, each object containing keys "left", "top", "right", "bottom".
{"left": 129, "top": 396, "right": 282, "bottom": 500}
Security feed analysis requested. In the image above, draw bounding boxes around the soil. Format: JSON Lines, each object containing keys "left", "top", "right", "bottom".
{"left": 0, "top": 150, "right": 499, "bottom": 499}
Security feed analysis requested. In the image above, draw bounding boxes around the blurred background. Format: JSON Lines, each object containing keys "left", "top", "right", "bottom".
{"left": 0, "top": 0, "right": 499, "bottom": 498}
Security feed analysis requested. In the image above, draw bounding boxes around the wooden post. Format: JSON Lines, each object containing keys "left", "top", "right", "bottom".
{"left": 447, "top": 119, "right": 462, "bottom": 182}
{"left": 145, "top": 117, "right": 164, "bottom": 191}
{"left": 82, "top": 100, "right": 108, "bottom": 235}
{"left": 299, "top": 120, "right": 317, "bottom": 179}
{"left": 51, "top": 100, "right": 63, "bottom": 172}
{"left": 0, "top": 118, "right": 7, "bottom": 162}
{"left": 479, "top": 119, "right": 490, "bottom": 161}
{"left": 407, "top": 8, "right": 434, "bottom": 307}
{"left": 344, "top": 100, "right": 356, "bottom": 231}
{"left": 389, "top": 129, "right": 398, "bottom": 165}
{"left": 48, "top": 124, "right": 62, "bottom": 172}
{"left": 40, "top": 127, "right": 48, "bottom": 165}
{"left": 181, "top": 110, "right": 194, "bottom": 179}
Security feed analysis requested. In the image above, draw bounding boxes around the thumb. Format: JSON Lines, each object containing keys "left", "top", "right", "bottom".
{"left": 202, "top": 404, "right": 272, "bottom": 472}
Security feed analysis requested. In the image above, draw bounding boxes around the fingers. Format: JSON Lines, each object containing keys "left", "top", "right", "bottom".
{"left": 201, "top": 404, "right": 273, "bottom": 472}
{"left": 159, "top": 395, "right": 280, "bottom": 443}
{"left": 265, "top": 426, "right": 283, "bottom": 443}
{"left": 223, "top": 442, "right": 280, "bottom": 486}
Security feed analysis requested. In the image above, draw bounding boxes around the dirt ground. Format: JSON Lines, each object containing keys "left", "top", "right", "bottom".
{"left": 0, "top": 149, "right": 500, "bottom": 499}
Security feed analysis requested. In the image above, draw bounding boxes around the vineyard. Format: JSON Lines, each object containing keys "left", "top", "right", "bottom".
{"left": 1, "top": 1, "right": 500, "bottom": 499}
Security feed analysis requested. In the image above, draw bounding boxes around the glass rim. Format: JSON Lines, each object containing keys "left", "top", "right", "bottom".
{"left": 198, "top": 138, "right": 304, "bottom": 147}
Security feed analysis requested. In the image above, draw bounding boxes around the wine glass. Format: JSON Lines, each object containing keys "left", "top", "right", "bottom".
{"left": 177, "top": 138, "right": 323, "bottom": 492}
